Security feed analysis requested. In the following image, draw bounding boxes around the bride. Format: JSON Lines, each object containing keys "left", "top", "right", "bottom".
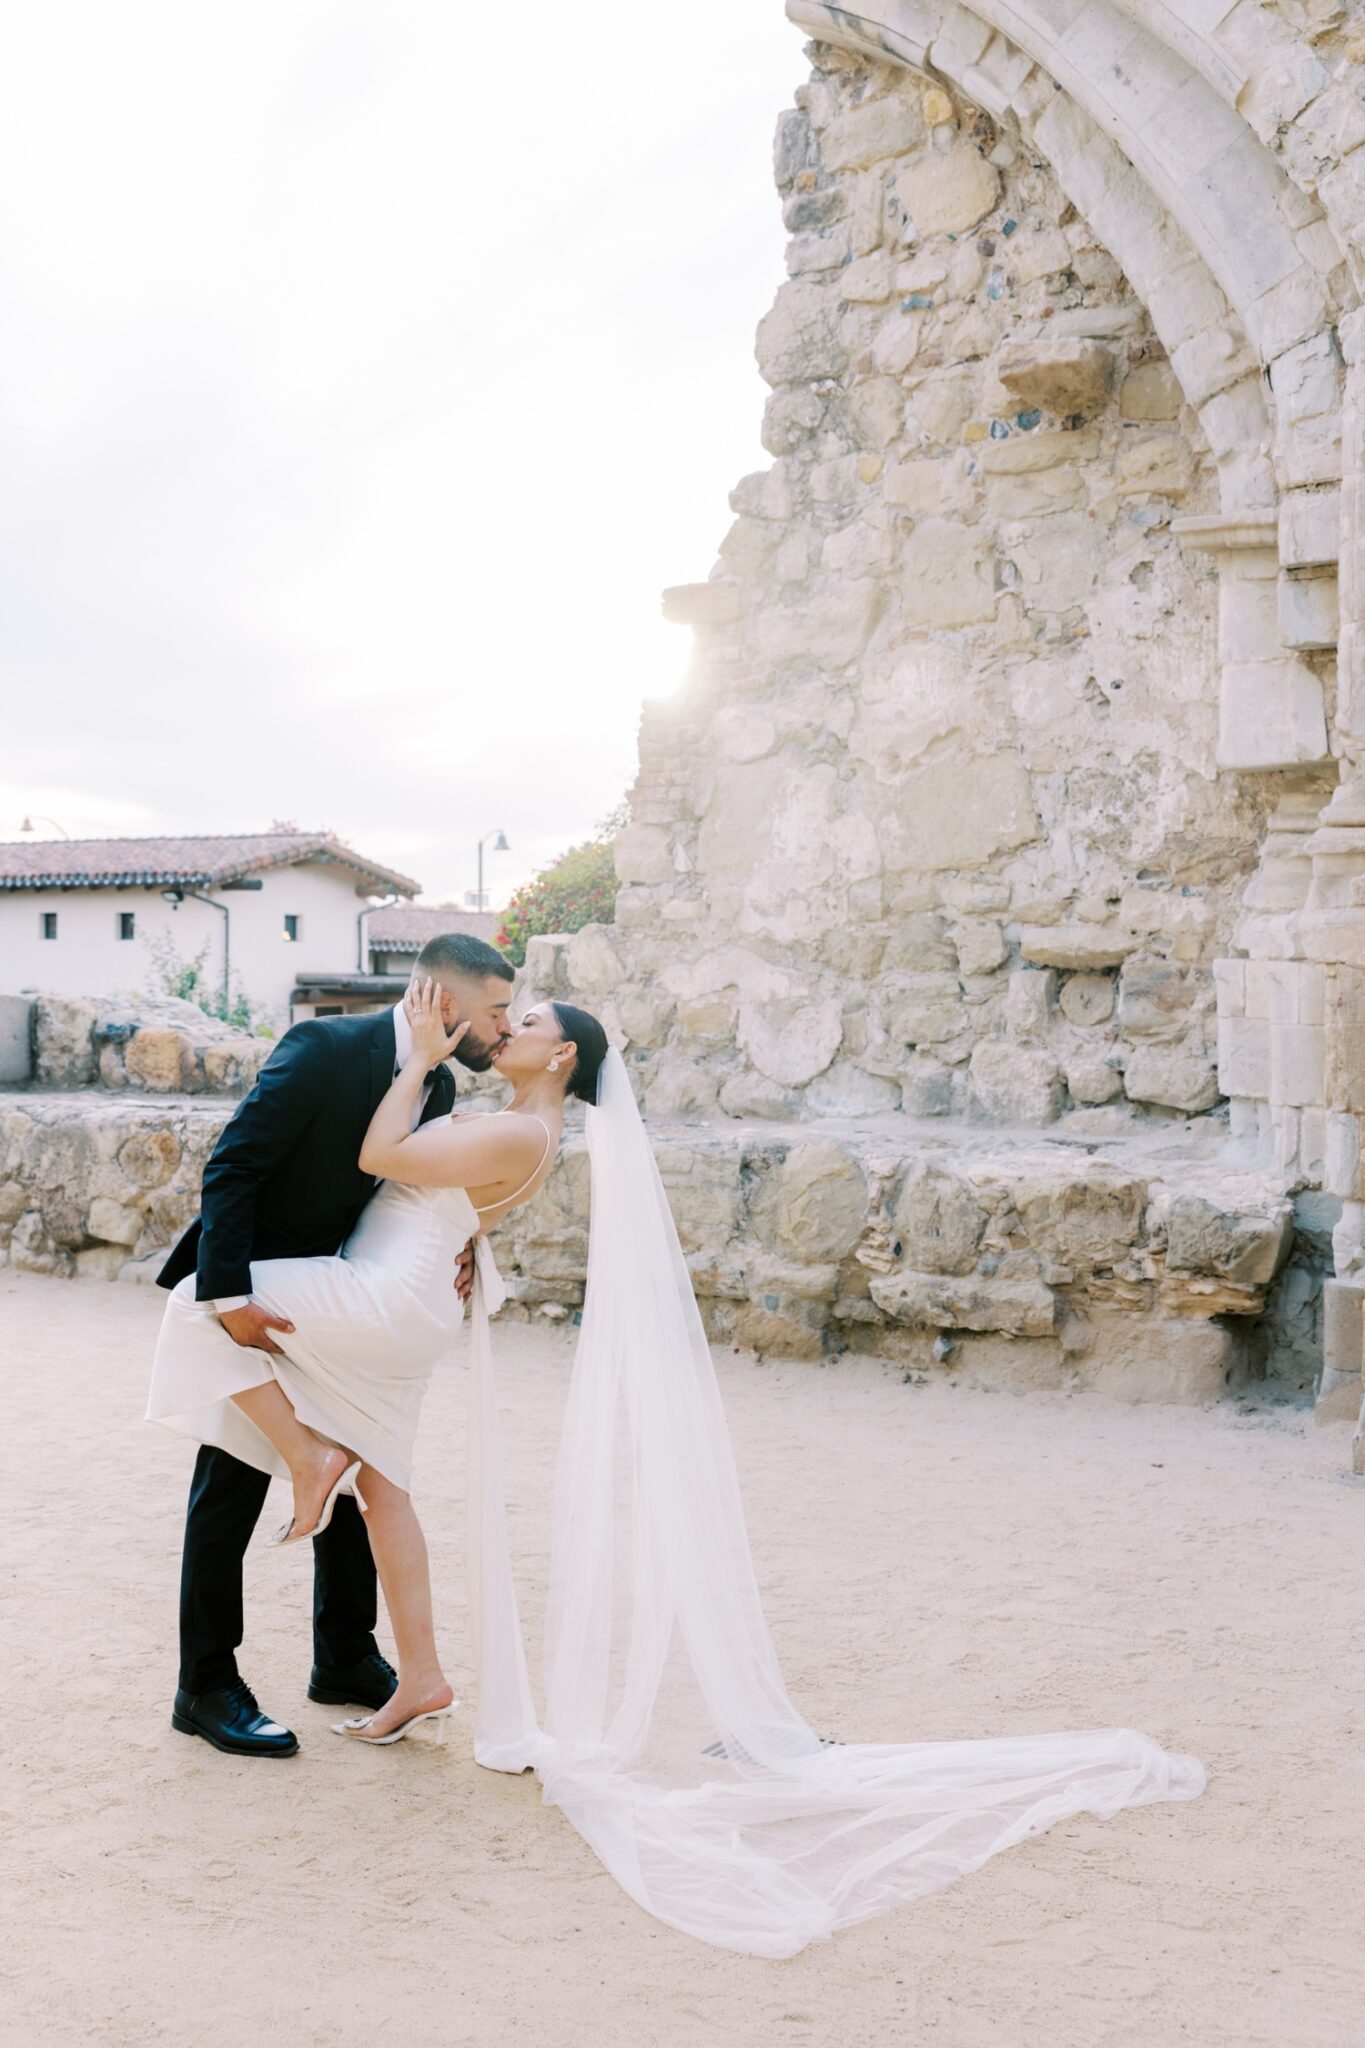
{"left": 152, "top": 980, "right": 1205, "bottom": 1956}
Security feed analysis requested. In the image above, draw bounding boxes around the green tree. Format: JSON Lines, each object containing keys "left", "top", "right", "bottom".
{"left": 496, "top": 811, "right": 623, "bottom": 968}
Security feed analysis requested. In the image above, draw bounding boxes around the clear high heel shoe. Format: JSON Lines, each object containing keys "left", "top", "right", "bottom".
{"left": 268, "top": 1458, "right": 365, "bottom": 1548}
{"left": 331, "top": 1702, "right": 458, "bottom": 1746}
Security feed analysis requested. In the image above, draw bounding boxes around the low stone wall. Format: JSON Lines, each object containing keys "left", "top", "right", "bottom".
{"left": 0, "top": 1095, "right": 229, "bottom": 1280}
{"left": 25, "top": 994, "right": 272, "bottom": 1096}
{"left": 0, "top": 1088, "right": 1328, "bottom": 1405}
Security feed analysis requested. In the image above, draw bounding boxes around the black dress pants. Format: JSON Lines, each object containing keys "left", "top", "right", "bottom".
{"left": 178, "top": 1443, "right": 379, "bottom": 1694}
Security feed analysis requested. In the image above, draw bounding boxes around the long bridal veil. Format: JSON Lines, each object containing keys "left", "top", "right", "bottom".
{"left": 467, "top": 1049, "right": 1204, "bottom": 1959}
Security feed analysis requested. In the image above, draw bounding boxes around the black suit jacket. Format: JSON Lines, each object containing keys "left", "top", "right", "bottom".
{"left": 157, "top": 1008, "right": 456, "bottom": 1301}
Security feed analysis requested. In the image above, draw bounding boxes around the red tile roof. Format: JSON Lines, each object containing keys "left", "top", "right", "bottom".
{"left": 0, "top": 831, "right": 421, "bottom": 897}
{"left": 368, "top": 904, "right": 502, "bottom": 950}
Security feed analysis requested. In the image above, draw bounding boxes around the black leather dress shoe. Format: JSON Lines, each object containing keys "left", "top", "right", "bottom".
{"left": 308, "top": 1651, "right": 399, "bottom": 1711}
{"left": 172, "top": 1679, "right": 299, "bottom": 1758}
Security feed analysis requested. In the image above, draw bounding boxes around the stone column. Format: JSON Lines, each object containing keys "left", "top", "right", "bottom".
{"left": 1295, "top": 310, "right": 1365, "bottom": 1447}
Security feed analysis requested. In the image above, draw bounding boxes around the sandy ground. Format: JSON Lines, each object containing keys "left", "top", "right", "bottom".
{"left": 2, "top": 1270, "right": 1363, "bottom": 2048}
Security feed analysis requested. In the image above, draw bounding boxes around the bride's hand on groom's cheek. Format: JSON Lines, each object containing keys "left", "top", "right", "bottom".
{"left": 404, "top": 977, "right": 472, "bottom": 1066}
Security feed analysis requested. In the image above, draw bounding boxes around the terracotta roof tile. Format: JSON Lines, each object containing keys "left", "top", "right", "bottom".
{"left": 0, "top": 831, "right": 420, "bottom": 897}
{"left": 368, "top": 905, "right": 502, "bottom": 950}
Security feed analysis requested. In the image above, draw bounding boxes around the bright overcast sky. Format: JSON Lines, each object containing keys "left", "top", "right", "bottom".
{"left": 0, "top": 3, "right": 799, "bottom": 907}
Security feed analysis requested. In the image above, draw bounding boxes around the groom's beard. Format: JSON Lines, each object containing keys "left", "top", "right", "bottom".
{"left": 452, "top": 1028, "right": 502, "bottom": 1073}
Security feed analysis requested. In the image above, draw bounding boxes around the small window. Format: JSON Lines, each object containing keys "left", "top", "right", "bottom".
{"left": 41, "top": 911, "right": 57, "bottom": 940}
{"left": 283, "top": 914, "right": 300, "bottom": 943}
{"left": 118, "top": 911, "right": 135, "bottom": 941}
{"left": 313, "top": 1005, "right": 343, "bottom": 1017}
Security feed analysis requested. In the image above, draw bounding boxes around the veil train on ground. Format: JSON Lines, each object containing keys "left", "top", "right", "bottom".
{"left": 467, "top": 1049, "right": 1204, "bottom": 1960}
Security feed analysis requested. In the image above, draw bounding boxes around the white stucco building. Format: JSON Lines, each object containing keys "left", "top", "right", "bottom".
{"left": 0, "top": 830, "right": 422, "bottom": 1027}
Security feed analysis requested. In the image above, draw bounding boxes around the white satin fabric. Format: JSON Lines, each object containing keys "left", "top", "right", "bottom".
{"left": 467, "top": 1050, "right": 1206, "bottom": 1959}
{"left": 147, "top": 1180, "right": 477, "bottom": 1491}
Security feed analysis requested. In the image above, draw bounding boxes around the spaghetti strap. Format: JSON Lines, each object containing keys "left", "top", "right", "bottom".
{"left": 473, "top": 1115, "right": 554, "bottom": 1215}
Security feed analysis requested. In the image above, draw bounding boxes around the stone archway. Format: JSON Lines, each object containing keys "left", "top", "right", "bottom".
{"left": 538, "top": 2, "right": 1365, "bottom": 1447}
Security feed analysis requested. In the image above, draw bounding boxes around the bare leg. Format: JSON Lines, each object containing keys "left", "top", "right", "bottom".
{"left": 231, "top": 1380, "right": 350, "bottom": 1541}
{"left": 350, "top": 1462, "right": 453, "bottom": 1738}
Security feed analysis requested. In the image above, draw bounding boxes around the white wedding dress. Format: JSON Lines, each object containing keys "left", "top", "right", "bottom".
{"left": 148, "top": 1178, "right": 486, "bottom": 1491}
{"left": 150, "top": 1057, "right": 1205, "bottom": 1958}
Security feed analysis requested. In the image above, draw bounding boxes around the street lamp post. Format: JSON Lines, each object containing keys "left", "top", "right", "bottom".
{"left": 20, "top": 815, "right": 70, "bottom": 838}
{"left": 476, "top": 828, "right": 510, "bottom": 913}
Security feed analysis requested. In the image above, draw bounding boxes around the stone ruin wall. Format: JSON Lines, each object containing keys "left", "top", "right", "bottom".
{"left": 551, "top": 43, "right": 1299, "bottom": 1130}
{"left": 531, "top": 2, "right": 1365, "bottom": 1454}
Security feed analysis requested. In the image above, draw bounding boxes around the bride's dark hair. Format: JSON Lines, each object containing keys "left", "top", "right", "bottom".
{"left": 552, "top": 1002, "right": 609, "bottom": 1106}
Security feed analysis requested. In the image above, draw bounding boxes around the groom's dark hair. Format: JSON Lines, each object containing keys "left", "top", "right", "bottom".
{"left": 414, "top": 933, "right": 514, "bottom": 984}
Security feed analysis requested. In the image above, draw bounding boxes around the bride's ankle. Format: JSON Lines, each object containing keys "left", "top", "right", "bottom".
{"left": 396, "top": 1673, "right": 452, "bottom": 1709}
{"left": 291, "top": 1439, "right": 344, "bottom": 1482}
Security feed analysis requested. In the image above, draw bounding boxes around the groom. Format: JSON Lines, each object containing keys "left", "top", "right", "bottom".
{"left": 157, "top": 932, "right": 516, "bottom": 1757}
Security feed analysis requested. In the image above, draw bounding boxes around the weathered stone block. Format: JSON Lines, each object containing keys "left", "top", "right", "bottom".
{"left": 564, "top": 923, "right": 624, "bottom": 997}
{"left": 821, "top": 97, "right": 922, "bottom": 171}
{"left": 1324, "top": 967, "right": 1365, "bottom": 1114}
{"left": 644, "top": 1057, "right": 719, "bottom": 1123}
{"left": 718, "top": 1071, "right": 802, "bottom": 1121}
{"left": 614, "top": 825, "right": 673, "bottom": 887}
{"left": 1119, "top": 360, "right": 1182, "bottom": 421}
{"left": 1219, "top": 655, "right": 1326, "bottom": 774}
{"left": 1119, "top": 962, "right": 1199, "bottom": 1041}
{"left": 894, "top": 148, "right": 999, "bottom": 236}
{"left": 125, "top": 1031, "right": 186, "bottom": 1093}
{"left": 1022, "top": 925, "right": 1135, "bottom": 972}
{"left": 893, "top": 1162, "right": 986, "bottom": 1276}
{"left": 1005, "top": 515, "right": 1096, "bottom": 612}
{"left": 887, "top": 752, "right": 1039, "bottom": 871}
{"left": 0, "top": 996, "right": 31, "bottom": 1085}
{"left": 1014, "top": 1169, "right": 1146, "bottom": 1270}
{"left": 985, "top": 467, "right": 1085, "bottom": 518}
{"left": 87, "top": 1195, "right": 143, "bottom": 1246}
{"left": 1123, "top": 1046, "right": 1220, "bottom": 1115}
{"left": 756, "top": 582, "right": 882, "bottom": 668}
{"left": 951, "top": 918, "right": 1006, "bottom": 976}
{"left": 887, "top": 974, "right": 964, "bottom": 1048}
{"left": 1319, "top": 1278, "right": 1363, "bottom": 1409}
{"left": 1163, "top": 1191, "right": 1292, "bottom": 1286}
{"left": 1278, "top": 570, "right": 1338, "bottom": 651}
{"left": 1067, "top": 1055, "right": 1122, "bottom": 1105}
{"left": 1004, "top": 967, "right": 1055, "bottom": 1040}
{"left": 871, "top": 311, "right": 923, "bottom": 376}
{"left": 1278, "top": 486, "right": 1340, "bottom": 569}
{"left": 1088, "top": 1316, "right": 1235, "bottom": 1405}
{"left": 883, "top": 457, "right": 950, "bottom": 514}
{"left": 996, "top": 339, "right": 1114, "bottom": 418}
{"left": 34, "top": 999, "right": 100, "bottom": 1088}
{"left": 1058, "top": 973, "right": 1115, "bottom": 1026}
{"left": 750, "top": 1141, "right": 868, "bottom": 1262}
{"left": 900, "top": 1057, "right": 954, "bottom": 1116}
{"left": 117, "top": 1129, "right": 182, "bottom": 1190}
{"left": 806, "top": 1062, "right": 901, "bottom": 1116}
{"left": 738, "top": 995, "right": 842, "bottom": 1088}
{"left": 901, "top": 520, "right": 996, "bottom": 628}
{"left": 969, "top": 1042, "right": 1064, "bottom": 1124}
{"left": 1114, "top": 432, "right": 1194, "bottom": 498}
{"left": 755, "top": 281, "right": 846, "bottom": 386}
{"left": 870, "top": 1268, "right": 1058, "bottom": 1336}
{"left": 978, "top": 428, "right": 1100, "bottom": 473}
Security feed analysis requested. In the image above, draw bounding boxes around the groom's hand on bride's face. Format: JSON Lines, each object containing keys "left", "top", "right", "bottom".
{"left": 219, "top": 1302, "right": 295, "bottom": 1355}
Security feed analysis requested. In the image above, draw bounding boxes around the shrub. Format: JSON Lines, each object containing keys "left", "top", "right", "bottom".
{"left": 496, "top": 815, "right": 622, "bottom": 968}
{"left": 141, "top": 929, "right": 275, "bottom": 1037}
